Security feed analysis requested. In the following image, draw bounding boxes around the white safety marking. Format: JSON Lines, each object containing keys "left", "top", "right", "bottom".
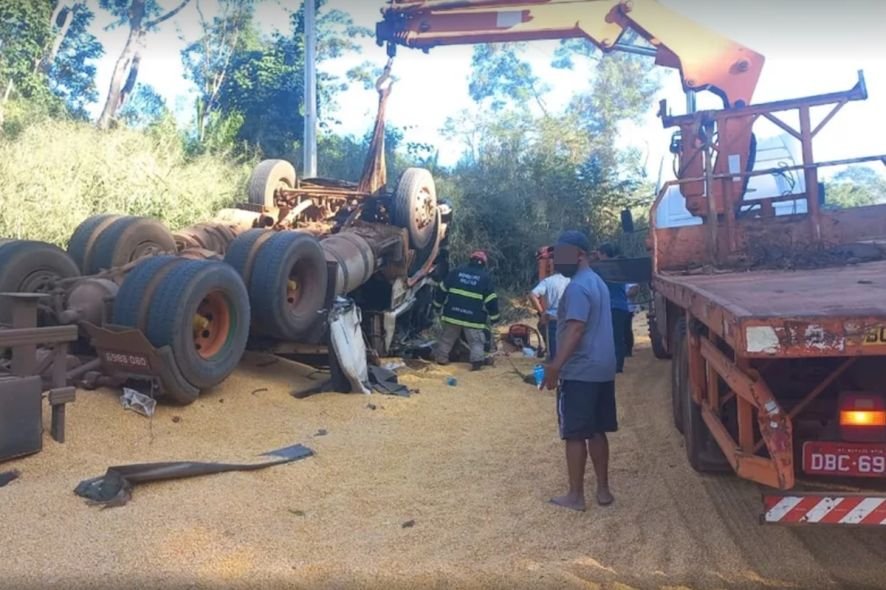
{"left": 746, "top": 326, "right": 779, "bottom": 354}
{"left": 765, "top": 496, "right": 803, "bottom": 522}
{"left": 804, "top": 497, "right": 841, "bottom": 523}
{"left": 839, "top": 498, "right": 885, "bottom": 524}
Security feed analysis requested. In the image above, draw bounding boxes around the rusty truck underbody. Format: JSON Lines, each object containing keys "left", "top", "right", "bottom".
{"left": 0, "top": 64, "right": 448, "bottom": 462}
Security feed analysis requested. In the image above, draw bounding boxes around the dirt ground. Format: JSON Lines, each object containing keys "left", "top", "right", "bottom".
{"left": 2, "top": 326, "right": 886, "bottom": 590}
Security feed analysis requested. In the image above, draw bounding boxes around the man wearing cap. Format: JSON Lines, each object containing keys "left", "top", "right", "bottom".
{"left": 542, "top": 231, "right": 617, "bottom": 511}
{"left": 432, "top": 250, "right": 501, "bottom": 371}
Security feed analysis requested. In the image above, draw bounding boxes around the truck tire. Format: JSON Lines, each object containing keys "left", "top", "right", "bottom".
{"left": 677, "top": 320, "right": 731, "bottom": 473}
{"left": 224, "top": 228, "right": 275, "bottom": 287}
{"left": 248, "top": 159, "right": 296, "bottom": 208}
{"left": 670, "top": 320, "right": 686, "bottom": 434}
{"left": 248, "top": 231, "right": 328, "bottom": 340}
{"left": 67, "top": 214, "right": 122, "bottom": 273}
{"left": 392, "top": 167, "right": 437, "bottom": 250}
{"left": 0, "top": 240, "right": 80, "bottom": 325}
{"left": 112, "top": 256, "right": 187, "bottom": 330}
{"left": 649, "top": 312, "right": 671, "bottom": 360}
{"left": 142, "top": 260, "right": 250, "bottom": 396}
{"left": 85, "top": 216, "right": 176, "bottom": 274}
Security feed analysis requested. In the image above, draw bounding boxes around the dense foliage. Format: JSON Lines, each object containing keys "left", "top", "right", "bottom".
{"left": 0, "top": 2, "right": 882, "bottom": 293}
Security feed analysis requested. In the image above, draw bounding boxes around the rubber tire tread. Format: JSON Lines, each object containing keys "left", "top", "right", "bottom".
{"left": 144, "top": 259, "right": 250, "bottom": 391}
{"left": 67, "top": 214, "right": 120, "bottom": 273}
{"left": 247, "top": 159, "right": 296, "bottom": 208}
{"left": 392, "top": 167, "right": 436, "bottom": 250}
{"left": 679, "top": 321, "right": 731, "bottom": 474}
{"left": 87, "top": 216, "right": 175, "bottom": 274}
{"left": 112, "top": 256, "right": 185, "bottom": 329}
{"left": 649, "top": 312, "right": 671, "bottom": 360}
{"left": 249, "top": 231, "right": 327, "bottom": 340}
{"left": 671, "top": 319, "right": 686, "bottom": 434}
{"left": 224, "top": 229, "right": 274, "bottom": 286}
{"left": 0, "top": 240, "right": 80, "bottom": 325}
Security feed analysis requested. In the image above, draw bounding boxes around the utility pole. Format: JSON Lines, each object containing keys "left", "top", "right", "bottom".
{"left": 303, "top": 0, "right": 318, "bottom": 178}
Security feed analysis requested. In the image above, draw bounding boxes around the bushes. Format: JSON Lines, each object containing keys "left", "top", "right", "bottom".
{"left": 0, "top": 118, "right": 253, "bottom": 246}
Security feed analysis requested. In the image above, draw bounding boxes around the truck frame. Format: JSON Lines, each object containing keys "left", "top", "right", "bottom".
{"left": 376, "top": 0, "right": 886, "bottom": 525}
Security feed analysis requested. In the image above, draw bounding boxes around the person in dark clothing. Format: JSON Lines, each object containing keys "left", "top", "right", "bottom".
{"left": 432, "top": 250, "right": 501, "bottom": 370}
{"left": 596, "top": 243, "right": 630, "bottom": 373}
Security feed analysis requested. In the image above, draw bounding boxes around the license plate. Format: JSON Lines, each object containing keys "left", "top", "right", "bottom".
{"left": 863, "top": 326, "right": 886, "bottom": 346}
{"left": 100, "top": 350, "right": 152, "bottom": 373}
{"left": 802, "top": 441, "right": 886, "bottom": 478}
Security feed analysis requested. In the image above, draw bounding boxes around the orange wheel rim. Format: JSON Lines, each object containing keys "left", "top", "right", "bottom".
{"left": 193, "top": 291, "right": 231, "bottom": 359}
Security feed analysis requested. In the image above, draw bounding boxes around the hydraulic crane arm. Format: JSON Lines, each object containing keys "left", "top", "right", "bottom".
{"left": 376, "top": 0, "right": 765, "bottom": 108}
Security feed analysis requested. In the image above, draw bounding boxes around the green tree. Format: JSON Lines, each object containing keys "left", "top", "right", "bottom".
{"left": 0, "top": 1, "right": 101, "bottom": 128}
{"left": 468, "top": 43, "right": 549, "bottom": 115}
{"left": 437, "top": 40, "right": 660, "bottom": 289}
{"left": 207, "top": 0, "right": 370, "bottom": 159}
{"left": 118, "top": 82, "right": 168, "bottom": 128}
{"left": 825, "top": 166, "right": 886, "bottom": 209}
{"left": 96, "top": 0, "right": 193, "bottom": 129}
{"left": 181, "top": 0, "right": 254, "bottom": 147}
{"left": 46, "top": 3, "right": 104, "bottom": 119}
{"left": 0, "top": 1, "right": 56, "bottom": 126}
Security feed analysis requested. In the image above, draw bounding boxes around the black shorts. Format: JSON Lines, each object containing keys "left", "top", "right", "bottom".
{"left": 557, "top": 380, "right": 618, "bottom": 440}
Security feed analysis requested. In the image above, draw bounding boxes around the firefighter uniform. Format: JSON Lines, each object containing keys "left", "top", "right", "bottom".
{"left": 432, "top": 252, "right": 500, "bottom": 366}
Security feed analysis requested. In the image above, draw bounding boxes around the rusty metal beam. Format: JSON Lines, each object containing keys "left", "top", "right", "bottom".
{"left": 0, "top": 326, "right": 79, "bottom": 349}
{"left": 699, "top": 335, "right": 794, "bottom": 489}
{"left": 761, "top": 112, "right": 800, "bottom": 140}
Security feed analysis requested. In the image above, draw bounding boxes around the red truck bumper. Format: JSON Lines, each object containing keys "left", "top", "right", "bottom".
{"left": 762, "top": 493, "right": 886, "bottom": 526}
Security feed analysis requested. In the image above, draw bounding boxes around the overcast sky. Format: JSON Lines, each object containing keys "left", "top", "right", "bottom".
{"left": 86, "top": 0, "right": 886, "bottom": 180}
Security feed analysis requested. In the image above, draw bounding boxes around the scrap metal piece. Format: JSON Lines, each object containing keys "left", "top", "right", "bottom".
{"left": 74, "top": 444, "right": 314, "bottom": 508}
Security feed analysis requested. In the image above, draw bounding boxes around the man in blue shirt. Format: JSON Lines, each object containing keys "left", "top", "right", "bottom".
{"left": 596, "top": 243, "right": 630, "bottom": 373}
{"left": 542, "top": 231, "right": 617, "bottom": 511}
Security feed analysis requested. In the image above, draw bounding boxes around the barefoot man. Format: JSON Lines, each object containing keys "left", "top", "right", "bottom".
{"left": 542, "top": 231, "right": 617, "bottom": 511}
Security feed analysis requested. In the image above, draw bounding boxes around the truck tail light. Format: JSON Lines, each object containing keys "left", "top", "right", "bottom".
{"left": 840, "top": 410, "right": 886, "bottom": 427}
{"left": 839, "top": 392, "right": 886, "bottom": 442}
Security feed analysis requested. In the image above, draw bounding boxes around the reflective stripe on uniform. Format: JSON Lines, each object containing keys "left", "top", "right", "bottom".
{"left": 441, "top": 316, "right": 487, "bottom": 330}
{"left": 448, "top": 288, "right": 484, "bottom": 300}
{"left": 484, "top": 293, "right": 498, "bottom": 304}
{"left": 488, "top": 314, "right": 501, "bottom": 322}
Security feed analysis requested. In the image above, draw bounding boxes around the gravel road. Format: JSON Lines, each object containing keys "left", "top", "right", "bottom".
{"left": 1, "top": 338, "right": 884, "bottom": 589}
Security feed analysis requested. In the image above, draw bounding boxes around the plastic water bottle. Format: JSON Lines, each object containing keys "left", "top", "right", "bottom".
{"left": 533, "top": 364, "right": 545, "bottom": 387}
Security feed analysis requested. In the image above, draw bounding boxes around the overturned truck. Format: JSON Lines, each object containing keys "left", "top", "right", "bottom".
{"left": 0, "top": 161, "right": 448, "bottom": 409}
{"left": 0, "top": 72, "right": 448, "bottom": 459}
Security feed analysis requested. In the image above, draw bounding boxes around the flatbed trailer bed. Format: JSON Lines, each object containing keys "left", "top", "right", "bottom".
{"left": 655, "top": 260, "right": 886, "bottom": 359}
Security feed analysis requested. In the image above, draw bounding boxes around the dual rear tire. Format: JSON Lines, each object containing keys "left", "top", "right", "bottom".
{"left": 112, "top": 256, "right": 250, "bottom": 404}
{"left": 671, "top": 319, "right": 731, "bottom": 473}
{"left": 68, "top": 215, "right": 176, "bottom": 274}
{"left": 225, "top": 229, "right": 328, "bottom": 341}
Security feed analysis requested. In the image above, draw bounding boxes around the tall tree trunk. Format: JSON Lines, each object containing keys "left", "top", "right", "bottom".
{"left": 40, "top": 2, "right": 76, "bottom": 73}
{"left": 96, "top": 27, "right": 144, "bottom": 129}
{"left": 96, "top": 0, "right": 191, "bottom": 130}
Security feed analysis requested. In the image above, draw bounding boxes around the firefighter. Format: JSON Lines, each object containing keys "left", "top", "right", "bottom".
{"left": 432, "top": 250, "right": 501, "bottom": 370}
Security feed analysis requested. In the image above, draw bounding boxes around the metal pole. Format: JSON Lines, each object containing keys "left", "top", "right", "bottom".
{"left": 686, "top": 90, "right": 697, "bottom": 114}
{"left": 303, "top": 0, "right": 318, "bottom": 178}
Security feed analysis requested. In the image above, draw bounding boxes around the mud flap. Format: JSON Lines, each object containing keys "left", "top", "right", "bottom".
{"left": 81, "top": 322, "right": 200, "bottom": 403}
